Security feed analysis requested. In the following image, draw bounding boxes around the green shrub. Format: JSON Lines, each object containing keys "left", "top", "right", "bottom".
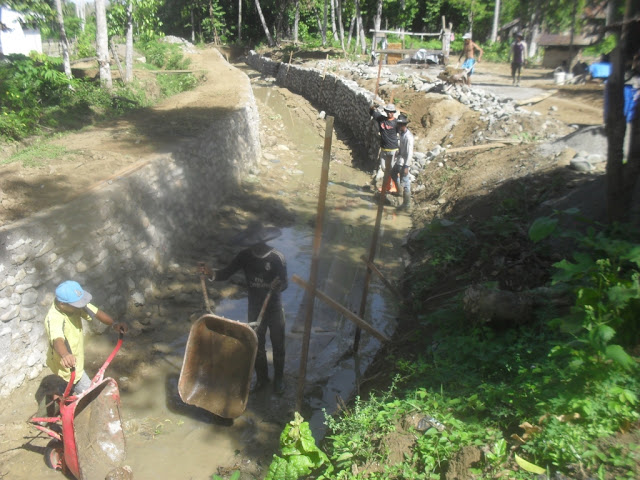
{"left": 138, "top": 40, "right": 191, "bottom": 70}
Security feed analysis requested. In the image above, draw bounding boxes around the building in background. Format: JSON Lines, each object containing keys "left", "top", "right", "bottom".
{"left": 0, "top": 6, "right": 42, "bottom": 56}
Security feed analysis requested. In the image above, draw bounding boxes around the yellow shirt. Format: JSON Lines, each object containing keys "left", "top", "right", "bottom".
{"left": 44, "top": 302, "right": 98, "bottom": 383}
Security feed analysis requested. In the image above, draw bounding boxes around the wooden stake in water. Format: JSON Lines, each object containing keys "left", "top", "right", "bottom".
{"left": 296, "top": 116, "right": 334, "bottom": 413}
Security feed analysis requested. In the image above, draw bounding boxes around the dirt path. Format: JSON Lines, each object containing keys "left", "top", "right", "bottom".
{"left": 0, "top": 48, "right": 242, "bottom": 224}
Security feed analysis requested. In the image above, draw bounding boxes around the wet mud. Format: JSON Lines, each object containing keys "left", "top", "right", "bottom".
{"left": 0, "top": 66, "right": 410, "bottom": 479}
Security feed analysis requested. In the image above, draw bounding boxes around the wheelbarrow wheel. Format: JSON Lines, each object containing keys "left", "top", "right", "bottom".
{"left": 44, "top": 440, "right": 64, "bottom": 471}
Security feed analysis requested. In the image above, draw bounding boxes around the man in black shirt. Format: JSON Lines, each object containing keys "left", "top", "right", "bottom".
{"left": 370, "top": 103, "right": 400, "bottom": 190}
{"left": 200, "top": 222, "right": 288, "bottom": 394}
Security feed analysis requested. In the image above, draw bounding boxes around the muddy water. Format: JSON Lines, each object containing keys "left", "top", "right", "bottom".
{"left": 3, "top": 72, "right": 411, "bottom": 480}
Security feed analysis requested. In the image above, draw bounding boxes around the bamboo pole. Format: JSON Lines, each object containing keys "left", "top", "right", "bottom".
{"left": 292, "top": 275, "right": 390, "bottom": 343}
{"left": 296, "top": 116, "right": 334, "bottom": 413}
{"left": 374, "top": 57, "right": 383, "bottom": 99}
{"left": 353, "top": 154, "right": 392, "bottom": 352}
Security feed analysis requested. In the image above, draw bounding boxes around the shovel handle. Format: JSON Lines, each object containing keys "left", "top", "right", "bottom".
{"left": 200, "top": 274, "right": 213, "bottom": 314}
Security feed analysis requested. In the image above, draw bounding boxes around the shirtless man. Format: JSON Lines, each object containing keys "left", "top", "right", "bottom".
{"left": 458, "top": 32, "right": 484, "bottom": 86}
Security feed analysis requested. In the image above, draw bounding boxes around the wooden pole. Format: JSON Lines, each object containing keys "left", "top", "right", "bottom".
{"left": 292, "top": 275, "right": 390, "bottom": 343}
{"left": 360, "top": 255, "right": 401, "bottom": 300}
{"left": 353, "top": 154, "right": 392, "bottom": 352}
{"left": 296, "top": 116, "right": 334, "bottom": 413}
{"left": 374, "top": 58, "right": 383, "bottom": 100}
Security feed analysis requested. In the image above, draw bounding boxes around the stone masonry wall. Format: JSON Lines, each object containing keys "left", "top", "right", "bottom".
{"left": 0, "top": 78, "right": 260, "bottom": 397}
{"left": 246, "top": 51, "right": 381, "bottom": 168}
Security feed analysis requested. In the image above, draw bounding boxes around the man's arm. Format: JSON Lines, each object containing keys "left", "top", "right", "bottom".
{"left": 96, "top": 309, "right": 128, "bottom": 333}
{"left": 53, "top": 337, "right": 75, "bottom": 368}
{"left": 405, "top": 133, "right": 414, "bottom": 166}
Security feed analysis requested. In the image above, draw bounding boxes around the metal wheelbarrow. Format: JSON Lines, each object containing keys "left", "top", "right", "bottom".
{"left": 178, "top": 314, "right": 258, "bottom": 419}
{"left": 30, "top": 333, "right": 126, "bottom": 479}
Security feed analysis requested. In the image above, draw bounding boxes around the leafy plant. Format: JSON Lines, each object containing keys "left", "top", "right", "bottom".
{"left": 265, "top": 412, "right": 332, "bottom": 480}
{"left": 529, "top": 212, "right": 640, "bottom": 367}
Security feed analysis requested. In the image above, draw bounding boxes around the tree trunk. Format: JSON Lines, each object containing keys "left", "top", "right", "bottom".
{"left": 490, "top": 0, "right": 500, "bottom": 43}
{"left": 331, "top": 0, "right": 339, "bottom": 42}
{"left": 322, "top": 0, "right": 328, "bottom": 46}
{"left": 238, "top": 0, "right": 242, "bottom": 41}
{"left": 313, "top": 6, "right": 324, "bottom": 41}
{"left": 336, "top": 0, "right": 345, "bottom": 51}
{"left": 95, "top": 0, "right": 112, "bottom": 89}
{"left": 347, "top": 14, "right": 355, "bottom": 50}
{"left": 374, "top": 0, "right": 382, "bottom": 32}
{"left": 274, "top": 0, "right": 288, "bottom": 43}
{"left": 294, "top": 0, "right": 300, "bottom": 43}
{"left": 605, "top": 1, "right": 640, "bottom": 222}
{"left": 76, "top": 1, "right": 86, "bottom": 32}
{"left": 191, "top": 8, "right": 196, "bottom": 43}
{"left": 125, "top": 1, "right": 133, "bottom": 83}
{"left": 54, "top": 0, "right": 72, "bottom": 78}
{"left": 354, "top": 0, "right": 363, "bottom": 53}
{"left": 568, "top": 0, "right": 578, "bottom": 69}
{"left": 528, "top": 4, "right": 542, "bottom": 59}
{"left": 254, "top": 0, "right": 275, "bottom": 46}
{"left": 359, "top": 13, "right": 367, "bottom": 54}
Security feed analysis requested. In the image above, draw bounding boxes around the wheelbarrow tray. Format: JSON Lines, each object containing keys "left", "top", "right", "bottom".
{"left": 62, "top": 378, "right": 126, "bottom": 480}
{"left": 178, "top": 314, "right": 258, "bottom": 419}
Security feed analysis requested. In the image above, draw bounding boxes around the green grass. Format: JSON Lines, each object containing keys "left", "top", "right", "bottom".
{"left": 1, "top": 143, "right": 70, "bottom": 167}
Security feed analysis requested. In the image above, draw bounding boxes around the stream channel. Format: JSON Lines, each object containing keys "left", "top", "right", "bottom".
{"left": 9, "top": 67, "right": 412, "bottom": 480}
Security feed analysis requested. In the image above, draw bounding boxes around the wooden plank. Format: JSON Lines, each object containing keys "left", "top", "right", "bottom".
{"left": 360, "top": 255, "right": 402, "bottom": 300}
{"left": 373, "top": 49, "right": 442, "bottom": 55}
{"left": 292, "top": 275, "right": 391, "bottom": 343}
{"left": 446, "top": 143, "right": 507, "bottom": 153}
{"left": 369, "top": 29, "right": 442, "bottom": 37}
{"left": 515, "top": 89, "right": 558, "bottom": 106}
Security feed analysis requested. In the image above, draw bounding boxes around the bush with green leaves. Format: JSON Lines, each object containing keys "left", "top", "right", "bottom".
{"left": 138, "top": 40, "right": 191, "bottom": 70}
{"left": 265, "top": 412, "right": 332, "bottom": 480}
{"left": 304, "top": 209, "right": 640, "bottom": 479}
{"left": 0, "top": 46, "right": 192, "bottom": 142}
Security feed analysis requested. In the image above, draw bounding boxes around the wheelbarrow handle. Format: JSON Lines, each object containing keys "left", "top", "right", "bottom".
{"left": 63, "top": 367, "right": 76, "bottom": 399}
{"left": 93, "top": 332, "right": 124, "bottom": 385}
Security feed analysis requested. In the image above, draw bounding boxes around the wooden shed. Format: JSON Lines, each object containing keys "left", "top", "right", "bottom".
{"left": 537, "top": 33, "right": 599, "bottom": 69}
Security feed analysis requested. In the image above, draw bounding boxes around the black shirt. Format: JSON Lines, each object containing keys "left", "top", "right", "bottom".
{"left": 216, "top": 247, "right": 288, "bottom": 320}
{"left": 371, "top": 109, "right": 399, "bottom": 150}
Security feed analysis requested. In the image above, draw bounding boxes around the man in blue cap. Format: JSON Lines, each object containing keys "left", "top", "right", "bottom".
{"left": 44, "top": 280, "right": 126, "bottom": 394}
{"left": 199, "top": 221, "right": 288, "bottom": 394}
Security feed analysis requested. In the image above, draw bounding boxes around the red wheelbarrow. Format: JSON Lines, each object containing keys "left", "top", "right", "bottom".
{"left": 30, "top": 333, "right": 126, "bottom": 479}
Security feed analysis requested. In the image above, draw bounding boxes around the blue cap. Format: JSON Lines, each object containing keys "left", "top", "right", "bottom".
{"left": 55, "top": 281, "right": 92, "bottom": 308}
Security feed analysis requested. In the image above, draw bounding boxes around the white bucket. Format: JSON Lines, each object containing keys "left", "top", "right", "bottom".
{"left": 565, "top": 72, "right": 574, "bottom": 83}
{"left": 554, "top": 68, "right": 566, "bottom": 84}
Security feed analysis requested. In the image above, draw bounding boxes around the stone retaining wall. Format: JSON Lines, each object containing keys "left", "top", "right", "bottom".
{"left": 246, "top": 51, "right": 381, "bottom": 168}
{"left": 0, "top": 77, "right": 260, "bottom": 397}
